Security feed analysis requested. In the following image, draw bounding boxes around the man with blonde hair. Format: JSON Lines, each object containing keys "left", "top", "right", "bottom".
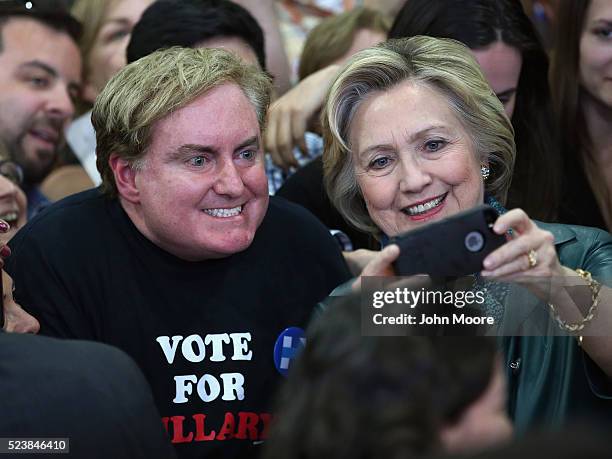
{"left": 6, "top": 47, "right": 350, "bottom": 458}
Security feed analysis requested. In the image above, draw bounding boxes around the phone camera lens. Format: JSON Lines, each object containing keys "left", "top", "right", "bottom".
{"left": 465, "top": 231, "right": 485, "bottom": 253}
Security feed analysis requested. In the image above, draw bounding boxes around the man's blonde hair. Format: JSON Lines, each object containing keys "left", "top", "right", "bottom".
{"left": 322, "top": 36, "right": 516, "bottom": 238}
{"left": 92, "top": 46, "right": 272, "bottom": 197}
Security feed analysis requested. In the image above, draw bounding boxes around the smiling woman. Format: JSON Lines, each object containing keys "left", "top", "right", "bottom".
{"left": 0, "top": 140, "right": 27, "bottom": 240}
{"left": 324, "top": 39, "right": 513, "bottom": 239}
{"left": 349, "top": 82, "right": 484, "bottom": 237}
{"left": 388, "top": 0, "right": 560, "bottom": 222}
{"left": 323, "top": 36, "right": 612, "bottom": 432}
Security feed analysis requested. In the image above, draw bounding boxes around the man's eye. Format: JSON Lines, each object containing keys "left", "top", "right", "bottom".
{"left": 239, "top": 150, "right": 256, "bottom": 161}
{"left": 29, "top": 77, "right": 49, "bottom": 88}
{"left": 189, "top": 156, "right": 206, "bottom": 167}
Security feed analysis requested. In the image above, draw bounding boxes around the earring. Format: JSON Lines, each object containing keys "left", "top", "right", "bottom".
{"left": 481, "top": 164, "right": 490, "bottom": 181}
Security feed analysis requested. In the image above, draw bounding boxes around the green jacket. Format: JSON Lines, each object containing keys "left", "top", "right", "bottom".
{"left": 504, "top": 223, "right": 612, "bottom": 432}
{"left": 324, "top": 222, "right": 612, "bottom": 431}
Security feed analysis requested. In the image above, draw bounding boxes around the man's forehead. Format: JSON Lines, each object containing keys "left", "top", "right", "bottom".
{"left": 0, "top": 16, "right": 82, "bottom": 82}
{"left": 1, "top": 16, "right": 78, "bottom": 57}
{"left": 149, "top": 84, "right": 262, "bottom": 149}
{"left": 159, "top": 84, "right": 259, "bottom": 125}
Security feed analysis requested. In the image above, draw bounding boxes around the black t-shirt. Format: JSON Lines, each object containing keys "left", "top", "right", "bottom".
{"left": 276, "top": 157, "right": 375, "bottom": 250}
{"left": 0, "top": 332, "right": 177, "bottom": 459}
{"left": 6, "top": 188, "right": 351, "bottom": 458}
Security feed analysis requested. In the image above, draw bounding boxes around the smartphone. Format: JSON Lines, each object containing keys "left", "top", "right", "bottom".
{"left": 391, "top": 205, "right": 506, "bottom": 278}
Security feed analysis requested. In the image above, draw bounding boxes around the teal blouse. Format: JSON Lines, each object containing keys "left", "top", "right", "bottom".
{"left": 323, "top": 221, "right": 612, "bottom": 432}
{"left": 503, "top": 222, "right": 612, "bottom": 432}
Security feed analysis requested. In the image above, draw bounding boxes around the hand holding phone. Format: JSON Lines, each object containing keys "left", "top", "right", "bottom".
{"left": 391, "top": 205, "right": 506, "bottom": 278}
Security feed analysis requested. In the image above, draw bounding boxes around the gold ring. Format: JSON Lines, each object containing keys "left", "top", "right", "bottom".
{"left": 526, "top": 249, "right": 537, "bottom": 269}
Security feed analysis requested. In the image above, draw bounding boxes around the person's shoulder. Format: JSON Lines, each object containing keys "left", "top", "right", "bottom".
{"left": 266, "top": 195, "right": 335, "bottom": 238}
{"left": 267, "top": 194, "right": 326, "bottom": 228}
{"left": 277, "top": 156, "right": 323, "bottom": 196}
{"left": 263, "top": 195, "right": 344, "bottom": 252}
{"left": 10, "top": 188, "right": 109, "bottom": 247}
{"left": 0, "top": 333, "right": 143, "bottom": 385}
{"left": 0, "top": 333, "right": 176, "bottom": 459}
{"left": 537, "top": 222, "right": 612, "bottom": 273}
{"left": 536, "top": 221, "right": 612, "bottom": 247}
{"left": 31, "top": 187, "right": 106, "bottom": 220}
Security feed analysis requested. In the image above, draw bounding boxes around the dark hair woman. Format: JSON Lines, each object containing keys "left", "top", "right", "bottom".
{"left": 550, "top": 0, "right": 612, "bottom": 231}
{"left": 388, "top": 0, "right": 560, "bottom": 223}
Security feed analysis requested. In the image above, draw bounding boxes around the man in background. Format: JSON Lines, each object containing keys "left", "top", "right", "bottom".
{"left": 0, "top": 3, "right": 82, "bottom": 217}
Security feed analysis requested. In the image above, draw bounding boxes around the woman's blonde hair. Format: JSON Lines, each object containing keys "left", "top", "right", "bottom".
{"left": 71, "top": 0, "right": 119, "bottom": 57}
{"left": 322, "top": 36, "right": 516, "bottom": 237}
{"left": 71, "top": 0, "right": 120, "bottom": 111}
{"left": 92, "top": 46, "right": 272, "bottom": 197}
{"left": 298, "top": 7, "right": 391, "bottom": 80}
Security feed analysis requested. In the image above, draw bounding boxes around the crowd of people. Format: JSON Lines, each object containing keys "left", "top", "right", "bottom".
{"left": 0, "top": 1, "right": 611, "bottom": 458}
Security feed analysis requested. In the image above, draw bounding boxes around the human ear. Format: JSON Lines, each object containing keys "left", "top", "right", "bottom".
{"left": 109, "top": 153, "right": 140, "bottom": 204}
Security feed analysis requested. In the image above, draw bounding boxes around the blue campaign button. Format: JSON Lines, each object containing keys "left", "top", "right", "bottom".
{"left": 273, "top": 327, "right": 306, "bottom": 377}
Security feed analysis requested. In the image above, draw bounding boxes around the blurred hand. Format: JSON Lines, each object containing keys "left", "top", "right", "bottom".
{"left": 343, "top": 249, "right": 379, "bottom": 277}
{"left": 265, "top": 64, "right": 340, "bottom": 169}
{"left": 352, "top": 244, "right": 400, "bottom": 291}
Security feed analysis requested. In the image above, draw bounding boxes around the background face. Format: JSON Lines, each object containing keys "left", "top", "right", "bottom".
{"left": 0, "top": 18, "right": 81, "bottom": 185}
{"left": 0, "top": 173, "right": 27, "bottom": 240}
{"left": 84, "top": 0, "right": 153, "bottom": 103}
{"left": 580, "top": 0, "right": 612, "bottom": 108}
{"left": 127, "top": 84, "right": 269, "bottom": 261}
{"left": 471, "top": 41, "right": 523, "bottom": 118}
{"left": 350, "top": 80, "right": 483, "bottom": 237}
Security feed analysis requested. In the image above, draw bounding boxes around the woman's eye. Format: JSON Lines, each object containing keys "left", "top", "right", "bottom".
{"left": 369, "top": 156, "right": 391, "bottom": 169}
{"left": 594, "top": 27, "right": 612, "bottom": 39}
{"left": 106, "top": 29, "right": 130, "bottom": 43}
{"left": 424, "top": 140, "right": 446, "bottom": 152}
{"left": 189, "top": 156, "right": 206, "bottom": 167}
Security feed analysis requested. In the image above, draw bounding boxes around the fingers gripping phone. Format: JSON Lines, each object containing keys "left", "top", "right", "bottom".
{"left": 391, "top": 205, "right": 506, "bottom": 278}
